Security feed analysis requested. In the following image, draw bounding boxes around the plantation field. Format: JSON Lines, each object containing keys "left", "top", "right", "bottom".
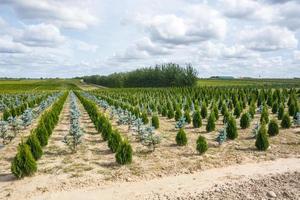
{"left": 0, "top": 79, "right": 80, "bottom": 92}
{"left": 198, "top": 78, "right": 300, "bottom": 87}
{"left": 0, "top": 83, "right": 300, "bottom": 200}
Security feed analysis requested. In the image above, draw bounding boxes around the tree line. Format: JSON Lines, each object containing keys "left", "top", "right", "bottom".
{"left": 82, "top": 63, "right": 198, "bottom": 88}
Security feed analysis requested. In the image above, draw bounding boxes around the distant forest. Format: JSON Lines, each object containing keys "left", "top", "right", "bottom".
{"left": 82, "top": 64, "right": 198, "bottom": 88}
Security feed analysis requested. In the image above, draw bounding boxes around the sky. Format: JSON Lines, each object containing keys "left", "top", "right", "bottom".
{"left": 0, "top": 0, "right": 299, "bottom": 78}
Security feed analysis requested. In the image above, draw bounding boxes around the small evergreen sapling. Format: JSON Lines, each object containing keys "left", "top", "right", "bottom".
{"left": 176, "top": 128, "right": 187, "bottom": 146}
{"left": 175, "top": 108, "right": 182, "bottom": 121}
{"left": 201, "top": 103, "right": 207, "bottom": 119}
{"left": 115, "top": 140, "right": 132, "bottom": 165}
{"left": 192, "top": 110, "right": 202, "bottom": 128}
{"left": 278, "top": 104, "right": 284, "bottom": 120}
{"left": 226, "top": 116, "right": 238, "bottom": 140}
{"left": 260, "top": 107, "right": 269, "bottom": 124}
{"left": 11, "top": 141, "right": 37, "bottom": 178}
{"left": 281, "top": 113, "right": 291, "bottom": 129}
{"left": 255, "top": 122, "right": 269, "bottom": 151}
{"left": 108, "top": 130, "right": 122, "bottom": 153}
{"left": 268, "top": 119, "right": 279, "bottom": 136}
{"left": 184, "top": 110, "right": 191, "bottom": 124}
{"left": 151, "top": 115, "right": 159, "bottom": 129}
{"left": 141, "top": 112, "right": 149, "bottom": 124}
{"left": 26, "top": 133, "right": 43, "bottom": 160}
{"left": 196, "top": 135, "right": 208, "bottom": 154}
{"left": 240, "top": 113, "right": 250, "bottom": 129}
{"left": 206, "top": 113, "right": 216, "bottom": 132}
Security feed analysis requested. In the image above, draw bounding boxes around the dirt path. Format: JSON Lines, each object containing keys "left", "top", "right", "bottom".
{"left": 33, "top": 157, "right": 300, "bottom": 200}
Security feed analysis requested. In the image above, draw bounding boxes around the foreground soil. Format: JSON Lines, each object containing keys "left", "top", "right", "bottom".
{"left": 11, "top": 158, "right": 300, "bottom": 200}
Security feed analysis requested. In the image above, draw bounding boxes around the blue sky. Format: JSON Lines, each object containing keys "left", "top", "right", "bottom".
{"left": 0, "top": 0, "right": 299, "bottom": 78}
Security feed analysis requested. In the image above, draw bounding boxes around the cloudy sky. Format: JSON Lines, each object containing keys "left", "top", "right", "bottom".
{"left": 0, "top": 0, "right": 299, "bottom": 78}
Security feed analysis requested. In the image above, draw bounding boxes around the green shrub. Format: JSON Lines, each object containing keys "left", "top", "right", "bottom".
{"left": 260, "top": 107, "right": 269, "bottom": 124}
{"left": 249, "top": 102, "right": 256, "bottom": 118}
{"left": 272, "top": 102, "right": 278, "bottom": 114}
{"left": 192, "top": 111, "right": 202, "bottom": 128}
{"left": 26, "top": 133, "right": 43, "bottom": 160}
{"left": 161, "top": 107, "right": 168, "bottom": 117}
{"left": 288, "top": 101, "right": 298, "bottom": 117}
{"left": 240, "top": 113, "right": 250, "bottom": 129}
{"left": 102, "top": 122, "right": 112, "bottom": 141}
{"left": 278, "top": 104, "right": 284, "bottom": 120}
{"left": 11, "top": 141, "right": 37, "bottom": 178}
{"left": 35, "top": 123, "right": 49, "bottom": 147}
{"left": 151, "top": 115, "right": 159, "bottom": 129}
{"left": 281, "top": 113, "right": 291, "bottom": 129}
{"left": 226, "top": 116, "right": 238, "bottom": 140}
{"left": 234, "top": 103, "right": 241, "bottom": 118}
{"left": 206, "top": 113, "right": 215, "bottom": 132}
{"left": 175, "top": 108, "right": 182, "bottom": 121}
{"left": 184, "top": 110, "right": 191, "bottom": 124}
{"left": 108, "top": 130, "right": 122, "bottom": 153}
{"left": 196, "top": 136, "right": 208, "bottom": 154}
{"left": 201, "top": 103, "right": 207, "bottom": 119}
{"left": 141, "top": 112, "right": 149, "bottom": 124}
{"left": 167, "top": 109, "right": 174, "bottom": 119}
{"left": 212, "top": 105, "right": 219, "bottom": 120}
{"left": 255, "top": 122, "right": 269, "bottom": 151}
{"left": 176, "top": 128, "right": 187, "bottom": 146}
{"left": 268, "top": 119, "right": 279, "bottom": 136}
{"left": 115, "top": 140, "right": 132, "bottom": 165}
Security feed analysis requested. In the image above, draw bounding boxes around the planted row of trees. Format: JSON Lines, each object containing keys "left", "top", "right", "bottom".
{"left": 74, "top": 91, "right": 133, "bottom": 165}
{"left": 83, "top": 63, "right": 198, "bottom": 88}
{"left": 11, "top": 92, "right": 68, "bottom": 178}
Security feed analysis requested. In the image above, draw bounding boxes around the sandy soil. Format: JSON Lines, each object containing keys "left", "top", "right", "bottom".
{"left": 20, "top": 158, "right": 300, "bottom": 200}
{"left": 0, "top": 99, "right": 299, "bottom": 200}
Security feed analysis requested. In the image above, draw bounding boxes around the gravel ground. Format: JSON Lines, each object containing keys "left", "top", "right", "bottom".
{"left": 147, "top": 171, "right": 300, "bottom": 200}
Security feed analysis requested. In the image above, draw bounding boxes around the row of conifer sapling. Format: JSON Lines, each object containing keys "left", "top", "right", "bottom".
{"left": 10, "top": 92, "right": 68, "bottom": 178}
{"left": 63, "top": 92, "right": 84, "bottom": 153}
{"left": 75, "top": 91, "right": 133, "bottom": 165}
{"left": 174, "top": 102, "right": 299, "bottom": 153}
{"left": 0, "top": 92, "right": 62, "bottom": 145}
{"left": 82, "top": 92, "right": 161, "bottom": 152}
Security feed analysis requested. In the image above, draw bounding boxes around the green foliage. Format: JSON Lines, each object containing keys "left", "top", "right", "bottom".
{"left": 175, "top": 108, "right": 182, "bottom": 121}
{"left": 151, "top": 115, "right": 159, "bottom": 129}
{"left": 240, "top": 113, "right": 250, "bottom": 129}
{"left": 184, "top": 110, "right": 191, "bottom": 124}
{"left": 102, "top": 122, "right": 112, "bottom": 141}
{"left": 260, "top": 107, "right": 269, "bottom": 124}
{"left": 141, "top": 112, "right": 149, "bottom": 124}
{"left": 11, "top": 141, "right": 37, "bottom": 178}
{"left": 278, "top": 104, "right": 284, "bottom": 120}
{"left": 268, "top": 119, "right": 279, "bottom": 136}
{"left": 288, "top": 100, "right": 299, "bottom": 117}
{"left": 226, "top": 116, "right": 238, "bottom": 140}
{"left": 176, "top": 128, "right": 187, "bottom": 146}
{"left": 115, "top": 140, "right": 133, "bottom": 165}
{"left": 26, "top": 133, "right": 43, "bottom": 160}
{"left": 212, "top": 105, "right": 219, "bottom": 120}
{"left": 35, "top": 122, "right": 49, "bottom": 147}
{"left": 249, "top": 102, "right": 256, "bottom": 118}
{"left": 201, "top": 103, "right": 207, "bottom": 119}
{"left": 234, "top": 102, "right": 241, "bottom": 118}
{"left": 206, "top": 113, "right": 216, "bottom": 132}
{"left": 255, "top": 122, "right": 269, "bottom": 151}
{"left": 167, "top": 109, "right": 174, "bottom": 119}
{"left": 281, "top": 113, "right": 291, "bottom": 129}
{"left": 192, "top": 110, "right": 202, "bottom": 128}
{"left": 83, "top": 64, "right": 198, "bottom": 88}
{"left": 196, "top": 135, "right": 208, "bottom": 154}
{"left": 108, "top": 130, "right": 122, "bottom": 153}
{"left": 272, "top": 102, "right": 278, "bottom": 114}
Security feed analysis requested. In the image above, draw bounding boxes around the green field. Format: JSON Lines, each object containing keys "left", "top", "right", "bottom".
{"left": 198, "top": 78, "right": 300, "bottom": 87}
{"left": 0, "top": 79, "right": 81, "bottom": 92}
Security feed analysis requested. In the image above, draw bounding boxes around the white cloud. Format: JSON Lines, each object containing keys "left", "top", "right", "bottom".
{"left": 294, "top": 50, "right": 300, "bottom": 60}
{"left": 0, "top": 35, "right": 30, "bottom": 53}
{"left": 0, "top": 0, "right": 98, "bottom": 29}
{"left": 221, "top": 0, "right": 276, "bottom": 22}
{"left": 133, "top": 4, "right": 227, "bottom": 46}
{"left": 15, "top": 23, "right": 65, "bottom": 47}
{"left": 73, "top": 40, "right": 98, "bottom": 52}
{"left": 239, "top": 26, "right": 298, "bottom": 51}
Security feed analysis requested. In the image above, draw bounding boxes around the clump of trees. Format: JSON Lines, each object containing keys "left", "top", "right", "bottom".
{"left": 83, "top": 64, "right": 198, "bottom": 88}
